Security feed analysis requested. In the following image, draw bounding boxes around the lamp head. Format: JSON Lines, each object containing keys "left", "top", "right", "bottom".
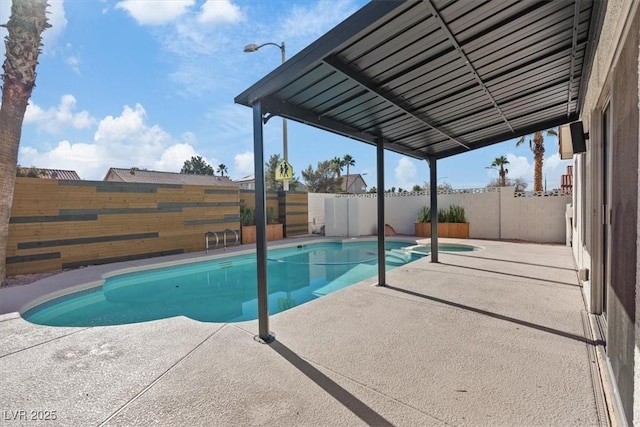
{"left": 243, "top": 43, "right": 259, "bottom": 53}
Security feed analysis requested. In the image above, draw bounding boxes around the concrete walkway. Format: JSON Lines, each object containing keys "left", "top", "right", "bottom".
{"left": 0, "top": 239, "right": 607, "bottom": 426}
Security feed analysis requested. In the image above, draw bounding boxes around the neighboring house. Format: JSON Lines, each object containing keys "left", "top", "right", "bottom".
{"left": 341, "top": 174, "right": 367, "bottom": 194}
{"left": 560, "top": 165, "right": 572, "bottom": 195}
{"left": 17, "top": 167, "right": 81, "bottom": 180}
{"left": 234, "top": 174, "right": 307, "bottom": 191}
{"left": 103, "top": 168, "right": 237, "bottom": 186}
{"left": 234, "top": 174, "right": 255, "bottom": 190}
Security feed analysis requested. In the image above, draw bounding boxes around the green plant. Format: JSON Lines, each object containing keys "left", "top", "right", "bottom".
{"left": 267, "top": 207, "right": 279, "bottom": 224}
{"left": 449, "top": 205, "right": 466, "bottom": 223}
{"left": 438, "top": 205, "right": 466, "bottom": 223}
{"left": 438, "top": 208, "right": 449, "bottom": 223}
{"left": 240, "top": 206, "right": 255, "bottom": 226}
{"left": 416, "top": 206, "right": 431, "bottom": 223}
{"left": 240, "top": 206, "right": 279, "bottom": 225}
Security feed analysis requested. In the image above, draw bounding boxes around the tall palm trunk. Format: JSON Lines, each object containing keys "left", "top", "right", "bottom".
{"left": 0, "top": 0, "right": 50, "bottom": 284}
{"left": 532, "top": 132, "right": 545, "bottom": 193}
{"left": 345, "top": 164, "right": 350, "bottom": 192}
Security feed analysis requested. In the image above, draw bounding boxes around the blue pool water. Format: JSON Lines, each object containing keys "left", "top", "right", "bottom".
{"left": 24, "top": 241, "right": 428, "bottom": 327}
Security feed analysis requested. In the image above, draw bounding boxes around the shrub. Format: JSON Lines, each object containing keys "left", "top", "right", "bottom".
{"left": 416, "top": 206, "right": 431, "bottom": 223}
{"left": 438, "top": 204, "right": 466, "bottom": 223}
{"left": 240, "top": 206, "right": 255, "bottom": 226}
{"left": 438, "top": 208, "right": 449, "bottom": 223}
{"left": 240, "top": 206, "right": 279, "bottom": 225}
{"left": 267, "top": 207, "right": 279, "bottom": 224}
{"left": 448, "top": 205, "right": 466, "bottom": 223}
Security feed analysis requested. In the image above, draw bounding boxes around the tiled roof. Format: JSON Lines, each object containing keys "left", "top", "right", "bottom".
{"left": 104, "top": 168, "right": 237, "bottom": 186}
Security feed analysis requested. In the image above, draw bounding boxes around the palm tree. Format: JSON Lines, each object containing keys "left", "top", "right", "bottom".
{"left": 488, "top": 156, "right": 510, "bottom": 187}
{"left": 0, "top": 0, "right": 50, "bottom": 284}
{"left": 217, "top": 164, "right": 228, "bottom": 177}
{"left": 516, "top": 129, "right": 557, "bottom": 193}
{"left": 330, "top": 156, "right": 344, "bottom": 177}
{"left": 342, "top": 154, "right": 355, "bottom": 192}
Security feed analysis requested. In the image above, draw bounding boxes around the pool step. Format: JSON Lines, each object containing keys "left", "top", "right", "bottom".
{"left": 312, "top": 264, "right": 375, "bottom": 297}
{"left": 312, "top": 250, "right": 413, "bottom": 297}
{"left": 386, "top": 248, "right": 411, "bottom": 264}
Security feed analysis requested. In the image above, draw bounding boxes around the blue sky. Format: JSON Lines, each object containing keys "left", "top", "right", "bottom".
{"left": 0, "top": 0, "right": 572, "bottom": 191}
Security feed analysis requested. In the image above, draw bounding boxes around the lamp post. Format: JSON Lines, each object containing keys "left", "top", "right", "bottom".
{"left": 244, "top": 41, "right": 289, "bottom": 191}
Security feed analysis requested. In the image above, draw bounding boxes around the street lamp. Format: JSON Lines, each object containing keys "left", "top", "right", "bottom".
{"left": 244, "top": 41, "right": 289, "bottom": 191}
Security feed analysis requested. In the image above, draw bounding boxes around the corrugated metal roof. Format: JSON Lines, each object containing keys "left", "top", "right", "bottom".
{"left": 18, "top": 168, "right": 82, "bottom": 180}
{"left": 44, "top": 169, "right": 81, "bottom": 180}
{"left": 235, "top": 0, "right": 605, "bottom": 160}
{"left": 104, "top": 168, "right": 237, "bottom": 186}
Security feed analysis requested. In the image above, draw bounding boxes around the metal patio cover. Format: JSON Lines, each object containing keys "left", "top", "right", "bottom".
{"left": 235, "top": 0, "right": 604, "bottom": 160}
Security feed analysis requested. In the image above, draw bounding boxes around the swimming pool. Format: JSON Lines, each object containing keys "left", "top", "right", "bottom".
{"left": 23, "top": 240, "right": 429, "bottom": 327}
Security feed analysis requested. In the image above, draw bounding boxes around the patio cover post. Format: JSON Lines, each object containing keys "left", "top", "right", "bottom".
{"left": 252, "top": 101, "right": 272, "bottom": 342}
{"left": 376, "top": 138, "right": 386, "bottom": 286}
{"left": 429, "top": 157, "right": 438, "bottom": 263}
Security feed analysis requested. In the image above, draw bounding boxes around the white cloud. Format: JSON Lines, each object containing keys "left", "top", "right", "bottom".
{"left": 503, "top": 153, "right": 532, "bottom": 180}
{"left": 20, "top": 141, "right": 101, "bottom": 180}
{"left": 160, "top": 18, "right": 244, "bottom": 95}
{"left": 204, "top": 105, "right": 253, "bottom": 142}
{"left": 25, "top": 95, "right": 96, "bottom": 133}
{"left": 278, "top": 0, "right": 358, "bottom": 40}
{"left": 152, "top": 0, "right": 356, "bottom": 97}
{"left": 0, "top": 1, "right": 10, "bottom": 26}
{"left": 394, "top": 157, "right": 418, "bottom": 190}
{"left": 115, "top": 0, "right": 195, "bottom": 25}
{"left": 19, "top": 103, "right": 209, "bottom": 180}
{"left": 487, "top": 152, "right": 571, "bottom": 191}
{"left": 234, "top": 151, "right": 254, "bottom": 177}
{"left": 545, "top": 152, "right": 564, "bottom": 171}
{"left": 43, "top": 0, "right": 67, "bottom": 53}
{"left": 198, "top": 0, "right": 242, "bottom": 24}
{"left": 94, "top": 104, "right": 166, "bottom": 144}
{"left": 66, "top": 54, "right": 81, "bottom": 74}
{"left": 543, "top": 153, "right": 572, "bottom": 191}
{"left": 152, "top": 143, "right": 200, "bottom": 172}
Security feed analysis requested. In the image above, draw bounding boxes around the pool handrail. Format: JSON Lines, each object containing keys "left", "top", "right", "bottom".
{"left": 223, "top": 229, "right": 239, "bottom": 249}
{"left": 205, "top": 231, "right": 219, "bottom": 254}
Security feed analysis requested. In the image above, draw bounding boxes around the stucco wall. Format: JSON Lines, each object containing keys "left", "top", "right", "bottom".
{"left": 570, "top": 0, "right": 639, "bottom": 424}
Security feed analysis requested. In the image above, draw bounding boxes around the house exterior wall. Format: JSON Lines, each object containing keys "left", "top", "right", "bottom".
{"left": 570, "top": 0, "right": 639, "bottom": 424}
{"left": 609, "top": 9, "right": 638, "bottom": 423}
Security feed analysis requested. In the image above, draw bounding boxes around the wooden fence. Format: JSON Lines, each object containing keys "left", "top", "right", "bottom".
{"left": 279, "top": 191, "right": 309, "bottom": 237}
{"left": 7, "top": 178, "right": 308, "bottom": 275}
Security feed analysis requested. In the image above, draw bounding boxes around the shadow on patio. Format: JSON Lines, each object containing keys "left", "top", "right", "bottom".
{"left": 0, "top": 239, "right": 608, "bottom": 426}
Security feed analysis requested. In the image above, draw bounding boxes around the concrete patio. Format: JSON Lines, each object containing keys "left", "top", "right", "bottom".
{"left": 0, "top": 239, "right": 608, "bottom": 426}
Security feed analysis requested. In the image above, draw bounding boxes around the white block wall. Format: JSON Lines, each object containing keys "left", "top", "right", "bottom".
{"left": 310, "top": 188, "right": 571, "bottom": 243}
{"left": 308, "top": 193, "right": 336, "bottom": 233}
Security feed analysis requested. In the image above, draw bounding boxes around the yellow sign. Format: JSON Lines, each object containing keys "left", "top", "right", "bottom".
{"left": 275, "top": 160, "right": 294, "bottom": 181}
